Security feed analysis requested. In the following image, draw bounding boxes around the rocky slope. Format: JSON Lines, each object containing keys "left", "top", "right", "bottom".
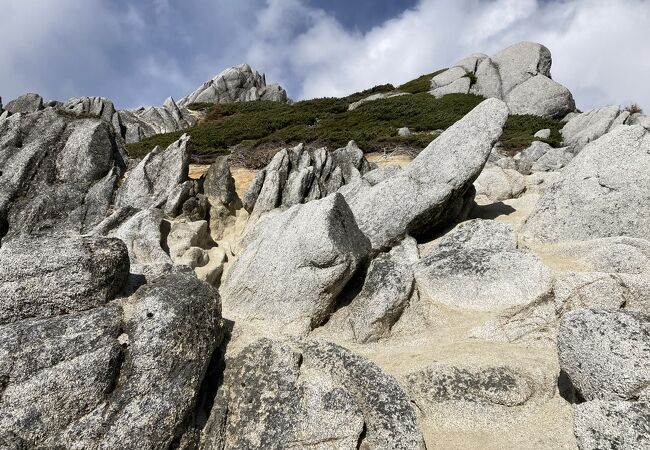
{"left": 1, "top": 41, "right": 649, "bottom": 449}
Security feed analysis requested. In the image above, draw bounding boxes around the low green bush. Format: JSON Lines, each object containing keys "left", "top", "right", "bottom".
{"left": 397, "top": 69, "right": 447, "bottom": 94}
{"left": 500, "top": 114, "right": 563, "bottom": 154}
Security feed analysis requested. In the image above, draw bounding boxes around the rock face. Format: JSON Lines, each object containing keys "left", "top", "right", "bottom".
{"left": 558, "top": 309, "right": 650, "bottom": 402}
{"left": 430, "top": 42, "right": 575, "bottom": 118}
{"left": 201, "top": 338, "right": 425, "bottom": 449}
{"left": 0, "top": 237, "right": 221, "bottom": 449}
{"left": 573, "top": 401, "right": 650, "bottom": 450}
{"left": 0, "top": 108, "right": 126, "bottom": 239}
{"left": 522, "top": 125, "right": 650, "bottom": 243}
{"left": 243, "top": 141, "right": 372, "bottom": 219}
{"left": 221, "top": 193, "right": 371, "bottom": 335}
{"left": 4, "top": 93, "right": 44, "bottom": 114}
{"left": 415, "top": 220, "right": 552, "bottom": 311}
{"left": 178, "top": 64, "right": 288, "bottom": 107}
{"left": 473, "top": 166, "right": 525, "bottom": 202}
{"left": 561, "top": 105, "right": 630, "bottom": 152}
{"left": 118, "top": 97, "right": 197, "bottom": 144}
{"left": 318, "top": 237, "right": 419, "bottom": 343}
{"left": 116, "top": 134, "right": 191, "bottom": 210}
{"left": 0, "top": 235, "right": 129, "bottom": 325}
{"left": 344, "top": 98, "right": 508, "bottom": 250}
{"left": 204, "top": 156, "right": 240, "bottom": 241}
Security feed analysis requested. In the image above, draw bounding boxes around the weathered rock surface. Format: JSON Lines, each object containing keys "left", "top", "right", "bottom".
{"left": 348, "top": 91, "right": 408, "bottom": 110}
{"left": 4, "top": 93, "right": 44, "bottom": 114}
{"left": 0, "top": 108, "right": 126, "bottom": 239}
{"left": 116, "top": 134, "right": 191, "bottom": 210}
{"left": 416, "top": 219, "right": 552, "bottom": 311}
{"left": 406, "top": 365, "right": 535, "bottom": 408}
{"left": 319, "top": 237, "right": 419, "bottom": 343}
{"left": 558, "top": 309, "right": 650, "bottom": 401}
{"left": 221, "top": 193, "right": 370, "bottom": 335}
{"left": 561, "top": 105, "right": 630, "bottom": 152}
{"left": 345, "top": 98, "right": 508, "bottom": 250}
{"left": 0, "top": 235, "right": 128, "bottom": 325}
{"left": 0, "top": 265, "right": 222, "bottom": 449}
{"left": 573, "top": 401, "right": 650, "bottom": 450}
{"left": 522, "top": 125, "right": 650, "bottom": 243}
{"left": 204, "top": 156, "right": 241, "bottom": 241}
{"left": 243, "top": 141, "right": 372, "bottom": 219}
{"left": 473, "top": 166, "right": 525, "bottom": 202}
{"left": 179, "top": 64, "right": 288, "bottom": 107}
{"left": 118, "top": 97, "right": 197, "bottom": 144}
{"left": 202, "top": 338, "right": 425, "bottom": 449}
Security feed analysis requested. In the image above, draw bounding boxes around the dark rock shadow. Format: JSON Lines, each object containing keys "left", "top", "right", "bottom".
{"left": 558, "top": 370, "right": 584, "bottom": 404}
{"left": 469, "top": 201, "right": 517, "bottom": 220}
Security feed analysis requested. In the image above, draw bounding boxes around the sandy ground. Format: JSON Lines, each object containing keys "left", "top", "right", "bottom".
{"left": 189, "top": 164, "right": 258, "bottom": 200}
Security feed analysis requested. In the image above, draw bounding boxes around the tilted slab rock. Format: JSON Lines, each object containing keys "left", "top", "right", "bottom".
{"left": 522, "top": 125, "right": 650, "bottom": 243}
{"left": 178, "top": 63, "right": 288, "bottom": 107}
{"left": 116, "top": 134, "right": 191, "bottom": 210}
{"left": 221, "top": 193, "right": 371, "bottom": 335}
{"left": 344, "top": 98, "right": 508, "bottom": 250}
{"left": 415, "top": 219, "right": 552, "bottom": 311}
{"left": 118, "top": 97, "right": 197, "bottom": 144}
{"left": 573, "top": 401, "right": 650, "bottom": 450}
{"left": 558, "top": 309, "right": 650, "bottom": 401}
{"left": 0, "top": 108, "right": 126, "bottom": 239}
{"left": 0, "top": 235, "right": 129, "bottom": 325}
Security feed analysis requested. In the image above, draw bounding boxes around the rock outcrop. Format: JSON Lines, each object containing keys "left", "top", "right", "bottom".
{"left": 415, "top": 220, "right": 552, "bottom": 311}
{"left": 561, "top": 105, "right": 630, "bottom": 152}
{"left": 116, "top": 134, "right": 191, "bottom": 210}
{"left": 0, "top": 108, "right": 126, "bottom": 240}
{"left": 522, "top": 124, "right": 650, "bottom": 243}
{"left": 243, "top": 141, "right": 373, "bottom": 220}
{"left": 4, "top": 93, "right": 44, "bottom": 114}
{"left": 430, "top": 42, "right": 575, "bottom": 118}
{"left": 201, "top": 338, "right": 425, "bottom": 449}
{"left": 178, "top": 64, "right": 288, "bottom": 107}
{"left": 118, "top": 97, "right": 197, "bottom": 144}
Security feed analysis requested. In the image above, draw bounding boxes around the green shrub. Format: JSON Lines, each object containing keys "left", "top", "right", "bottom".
{"left": 126, "top": 92, "right": 484, "bottom": 158}
{"left": 345, "top": 84, "right": 396, "bottom": 103}
{"left": 56, "top": 108, "right": 100, "bottom": 120}
{"left": 397, "top": 69, "right": 447, "bottom": 94}
{"left": 500, "top": 114, "right": 563, "bottom": 154}
{"left": 186, "top": 102, "right": 214, "bottom": 111}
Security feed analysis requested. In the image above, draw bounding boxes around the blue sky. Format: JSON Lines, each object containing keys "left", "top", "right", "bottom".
{"left": 1, "top": 0, "right": 649, "bottom": 111}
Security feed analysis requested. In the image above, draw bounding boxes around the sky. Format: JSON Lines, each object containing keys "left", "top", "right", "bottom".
{"left": 1, "top": 0, "right": 649, "bottom": 111}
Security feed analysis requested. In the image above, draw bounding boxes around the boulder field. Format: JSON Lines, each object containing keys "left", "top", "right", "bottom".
{"left": 1, "top": 41, "right": 649, "bottom": 449}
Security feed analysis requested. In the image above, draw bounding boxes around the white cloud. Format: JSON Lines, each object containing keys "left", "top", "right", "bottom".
{"left": 1, "top": 0, "right": 649, "bottom": 111}
{"left": 246, "top": 0, "right": 650, "bottom": 110}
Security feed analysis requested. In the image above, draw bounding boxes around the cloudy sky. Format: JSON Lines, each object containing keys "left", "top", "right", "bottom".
{"left": 2, "top": 0, "right": 649, "bottom": 111}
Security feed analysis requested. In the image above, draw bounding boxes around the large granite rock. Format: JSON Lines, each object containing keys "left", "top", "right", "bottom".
{"left": 558, "top": 309, "right": 650, "bottom": 401}
{"left": 0, "top": 263, "right": 222, "bottom": 448}
{"left": 0, "top": 235, "right": 129, "bottom": 325}
{"left": 344, "top": 98, "right": 508, "bottom": 250}
{"left": 220, "top": 193, "right": 371, "bottom": 335}
{"left": 204, "top": 156, "right": 240, "bottom": 241}
{"left": 201, "top": 338, "right": 425, "bottom": 450}
{"left": 561, "top": 105, "right": 630, "bottom": 153}
{"left": 415, "top": 219, "right": 552, "bottom": 311}
{"left": 433, "top": 42, "right": 575, "bottom": 118}
{"left": 4, "top": 93, "right": 44, "bottom": 114}
{"left": 116, "top": 134, "right": 191, "bottom": 210}
{"left": 178, "top": 64, "right": 288, "bottom": 107}
{"left": 0, "top": 108, "right": 126, "bottom": 239}
{"left": 522, "top": 125, "right": 650, "bottom": 243}
{"left": 573, "top": 401, "right": 650, "bottom": 450}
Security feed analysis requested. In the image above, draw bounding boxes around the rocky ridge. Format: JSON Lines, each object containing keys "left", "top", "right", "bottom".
{"left": 1, "top": 41, "right": 649, "bottom": 449}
